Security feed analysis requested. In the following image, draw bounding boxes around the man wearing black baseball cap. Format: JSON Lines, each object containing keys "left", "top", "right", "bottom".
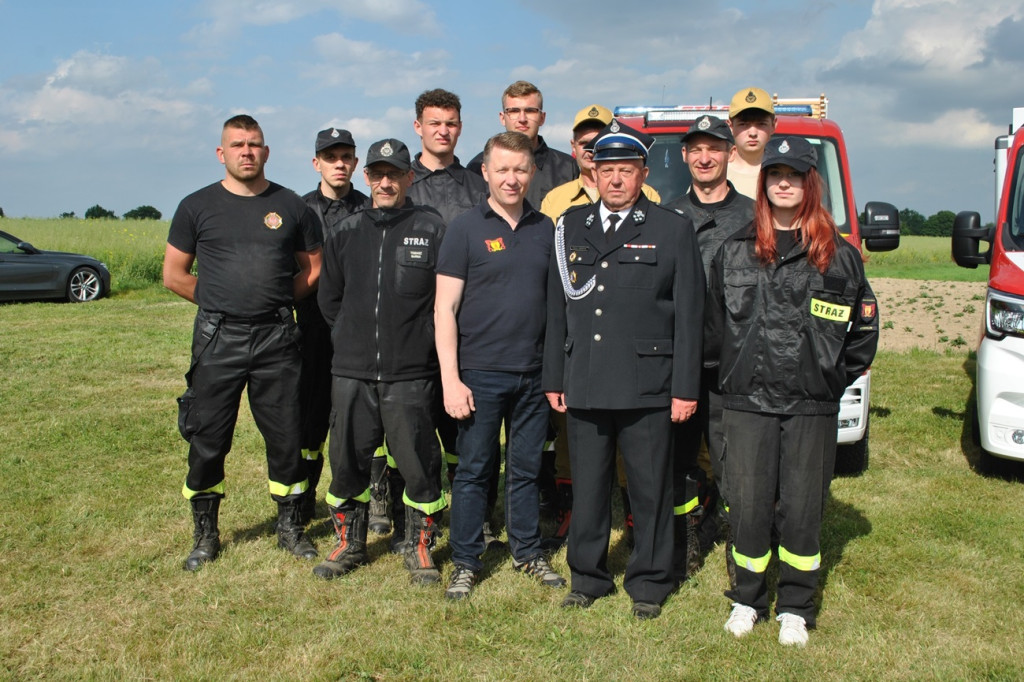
{"left": 295, "top": 129, "right": 371, "bottom": 525}
{"left": 313, "top": 137, "right": 448, "bottom": 586}
{"left": 666, "top": 114, "right": 755, "bottom": 586}
{"left": 543, "top": 119, "right": 705, "bottom": 620}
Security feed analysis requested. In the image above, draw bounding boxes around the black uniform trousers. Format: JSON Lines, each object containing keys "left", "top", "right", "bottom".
{"left": 566, "top": 406, "right": 676, "bottom": 605}
{"left": 183, "top": 309, "right": 306, "bottom": 500}
{"left": 722, "top": 409, "right": 836, "bottom": 627}
{"left": 326, "top": 376, "right": 444, "bottom": 513}
{"left": 295, "top": 297, "right": 332, "bottom": 453}
{"left": 673, "top": 367, "right": 726, "bottom": 506}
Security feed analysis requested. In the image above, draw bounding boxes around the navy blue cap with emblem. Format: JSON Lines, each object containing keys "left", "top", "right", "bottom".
{"left": 315, "top": 128, "right": 356, "bottom": 153}
{"left": 761, "top": 135, "right": 817, "bottom": 173}
{"left": 682, "top": 115, "right": 734, "bottom": 144}
{"left": 591, "top": 119, "right": 655, "bottom": 165}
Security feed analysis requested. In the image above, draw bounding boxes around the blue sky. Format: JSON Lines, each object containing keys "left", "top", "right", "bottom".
{"left": 1, "top": 0, "right": 1021, "bottom": 222}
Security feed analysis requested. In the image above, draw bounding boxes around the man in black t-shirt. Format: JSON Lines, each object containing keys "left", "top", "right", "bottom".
{"left": 164, "top": 114, "right": 323, "bottom": 572}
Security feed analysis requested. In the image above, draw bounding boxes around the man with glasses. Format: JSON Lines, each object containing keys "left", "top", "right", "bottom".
{"left": 469, "top": 80, "right": 577, "bottom": 209}
{"left": 313, "top": 138, "right": 448, "bottom": 586}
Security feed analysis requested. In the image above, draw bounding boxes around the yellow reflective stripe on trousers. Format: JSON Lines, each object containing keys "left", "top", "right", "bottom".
{"left": 301, "top": 446, "right": 324, "bottom": 461}
{"left": 779, "top": 546, "right": 821, "bottom": 571}
{"left": 182, "top": 481, "right": 225, "bottom": 500}
{"left": 732, "top": 546, "right": 772, "bottom": 573}
{"left": 402, "top": 490, "right": 448, "bottom": 516}
{"left": 374, "top": 445, "right": 397, "bottom": 469}
{"left": 674, "top": 496, "right": 700, "bottom": 516}
{"left": 268, "top": 479, "right": 308, "bottom": 497}
{"left": 325, "top": 489, "right": 371, "bottom": 508}
{"left": 443, "top": 451, "right": 459, "bottom": 465}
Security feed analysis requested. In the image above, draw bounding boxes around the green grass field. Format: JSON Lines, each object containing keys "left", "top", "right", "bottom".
{"left": 1, "top": 224, "right": 1020, "bottom": 679}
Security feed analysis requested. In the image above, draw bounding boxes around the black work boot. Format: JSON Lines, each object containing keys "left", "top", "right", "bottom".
{"left": 403, "top": 507, "right": 441, "bottom": 585}
{"left": 541, "top": 478, "right": 573, "bottom": 551}
{"left": 389, "top": 469, "right": 407, "bottom": 554}
{"left": 299, "top": 453, "right": 323, "bottom": 525}
{"left": 621, "top": 486, "right": 634, "bottom": 550}
{"left": 313, "top": 502, "right": 368, "bottom": 579}
{"left": 184, "top": 496, "right": 221, "bottom": 572}
{"left": 368, "top": 456, "right": 391, "bottom": 535}
{"left": 277, "top": 497, "right": 318, "bottom": 560}
{"left": 672, "top": 506, "right": 704, "bottom": 582}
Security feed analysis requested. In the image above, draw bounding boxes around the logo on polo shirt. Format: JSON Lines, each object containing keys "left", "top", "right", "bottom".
{"left": 485, "top": 238, "right": 506, "bottom": 252}
{"left": 264, "top": 212, "right": 283, "bottom": 230}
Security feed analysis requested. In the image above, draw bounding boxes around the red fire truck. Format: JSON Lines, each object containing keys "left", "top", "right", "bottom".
{"left": 952, "top": 108, "right": 1024, "bottom": 468}
{"left": 614, "top": 94, "right": 900, "bottom": 473}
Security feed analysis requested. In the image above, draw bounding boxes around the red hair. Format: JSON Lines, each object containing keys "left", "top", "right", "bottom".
{"left": 753, "top": 167, "right": 838, "bottom": 273}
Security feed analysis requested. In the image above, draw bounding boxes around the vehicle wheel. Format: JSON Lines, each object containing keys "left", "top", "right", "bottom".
{"left": 67, "top": 266, "right": 103, "bottom": 302}
{"left": 835, "top": 416, "right": 869, "bottom": 476}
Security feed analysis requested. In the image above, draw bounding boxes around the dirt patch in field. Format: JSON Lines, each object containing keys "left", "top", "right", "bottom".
{"left": 872, "top": 278, "right": 986, "bottom": 353}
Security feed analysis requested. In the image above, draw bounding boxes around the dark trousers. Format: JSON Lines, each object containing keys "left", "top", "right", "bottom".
{"left": 183, "top": 310, "right": 305, "bottom": 499}
{"left": 566, "top": 406, "right": 675, "bottom": 605}
{"left": 674, "top": 367, "right": 725, "bottom": 504}
{"left": 325, "top": 376, "right": 443, "bottom": 512}
{"left": 295, "top": 297, "right": 332, "bottom": 453}
{"left": 449, "top": 369, "right": 547, "bottom": 571}
{"left": 722, "top": 409, "right": 836, "bottom": 627}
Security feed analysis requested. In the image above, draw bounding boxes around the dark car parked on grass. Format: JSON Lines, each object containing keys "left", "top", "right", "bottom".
{"left": 0, "top": 230, "right": 111, "bottom": 302}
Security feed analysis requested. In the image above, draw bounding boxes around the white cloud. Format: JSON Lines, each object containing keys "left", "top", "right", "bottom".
{"left": 308, "top": 33, "right": 451, "bottom": 96}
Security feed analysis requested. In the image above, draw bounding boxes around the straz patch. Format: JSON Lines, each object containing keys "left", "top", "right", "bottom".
{"left": 264, "top": 212, "right": 283, "bottom": 230}
{"left": 485, "top": 238, "right": 506, "bottom": 252}
{"left": 810, "top": 298, "right": 851, "bottom": 323}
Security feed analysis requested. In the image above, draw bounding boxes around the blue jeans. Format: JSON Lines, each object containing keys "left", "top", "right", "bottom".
{"left": 449, "top": 369, "right": 547, "bottom": 571}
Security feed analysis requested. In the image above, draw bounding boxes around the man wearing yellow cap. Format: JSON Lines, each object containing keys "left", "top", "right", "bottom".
{"left": 727, "top": 87, "right": 777, "bottom": 199}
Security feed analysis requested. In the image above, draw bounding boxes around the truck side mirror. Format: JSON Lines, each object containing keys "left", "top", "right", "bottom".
{"left": 861, "top": 201, "right": 900, "bottom": 252}
{"left": 951, "top": 211, "right": 993, "bottom": 268}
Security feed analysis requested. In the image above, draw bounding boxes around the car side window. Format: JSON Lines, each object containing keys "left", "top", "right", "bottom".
{"left": 0, "top": 235, "right": 21, "bottom": 254}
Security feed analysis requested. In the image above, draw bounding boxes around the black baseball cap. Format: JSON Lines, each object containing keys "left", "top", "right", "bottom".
{"left": 761, "top": 136, "right": 817, "bottom": 173}
{"left": 364, "top": 138, "right": 411, "bottom": 171}
{"left": 682, "top": 114, "right": 734, "bottom": 144}
{"left": 316, "top": 128, "right": 356, "bottom": 153}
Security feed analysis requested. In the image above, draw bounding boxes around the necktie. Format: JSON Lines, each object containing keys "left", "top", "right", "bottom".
{"left": 605, "top": 213, "right": 620, "bottom": 244}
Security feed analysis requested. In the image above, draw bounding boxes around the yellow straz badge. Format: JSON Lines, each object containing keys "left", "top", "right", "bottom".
{"left": 810, "top": 298, "right": 851, "bottom": 322}
{"left": 264, "top": 212, "right": 283, "bottom": 230}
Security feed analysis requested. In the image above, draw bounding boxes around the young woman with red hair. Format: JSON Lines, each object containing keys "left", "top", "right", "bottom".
{"left": 704, "top": 136, "right": 880, "bottom": 647}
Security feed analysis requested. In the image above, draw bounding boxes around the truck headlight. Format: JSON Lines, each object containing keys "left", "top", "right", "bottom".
{"left": 986, "top": 290, "right": 1024, "bottom": 339}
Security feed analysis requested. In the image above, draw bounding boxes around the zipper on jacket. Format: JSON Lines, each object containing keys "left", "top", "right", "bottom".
{"left": 374, "top": 223, "right": 386, "bottom": 381}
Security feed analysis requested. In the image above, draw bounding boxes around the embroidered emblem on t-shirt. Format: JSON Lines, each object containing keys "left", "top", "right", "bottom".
{"left": 264, "top": 212, "right": 283, "bottom": 230}
{"left": 485, "top": 238, "right": 506, "bottom": 252}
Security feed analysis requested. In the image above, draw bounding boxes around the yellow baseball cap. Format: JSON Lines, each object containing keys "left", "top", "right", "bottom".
{"left": 729, "top": 87, "right": 774, "bottom": 118}
{"left": 573, "top": 104, "right": 613, "bottom": 131}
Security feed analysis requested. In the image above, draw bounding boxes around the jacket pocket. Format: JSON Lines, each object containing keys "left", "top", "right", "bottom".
{"left": 617, "top": 249, "right": 656, "bottom": 289}
{"left": 723, "top": 266, "right": 759, "bottom": 324}
{"left": 635, "top": 338, "right": 672, "bottom": 397}
{"left": 394, "top": 246, "right": 435, "bottom": 297}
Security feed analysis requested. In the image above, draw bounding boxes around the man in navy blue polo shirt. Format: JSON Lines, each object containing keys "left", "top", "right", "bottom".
{"left": 435, "top": 131, "right": 566, "bottom": 600}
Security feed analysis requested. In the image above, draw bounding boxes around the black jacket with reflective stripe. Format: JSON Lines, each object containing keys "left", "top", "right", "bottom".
{"left": 704, "top": 223, "right": 879, "bottom": 415}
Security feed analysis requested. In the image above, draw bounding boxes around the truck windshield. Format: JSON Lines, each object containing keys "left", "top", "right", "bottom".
{"left": 645, "top": 134, "right": 850, "bottom": 236}
{"left": 1009, "top": 145, "right": 1024, "bottom": 250}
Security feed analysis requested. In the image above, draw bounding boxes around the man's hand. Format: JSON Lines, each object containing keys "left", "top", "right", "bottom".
{"left": 444, "top": 379, "right": 476, "bottom": 420}
{"left": 671, "top": 398, "right": 697, "bottom": 423}
{"left": 546, "top": 391, "right": 566, "bottom": 413}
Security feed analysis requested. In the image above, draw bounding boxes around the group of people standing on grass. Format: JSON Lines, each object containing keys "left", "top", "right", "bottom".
{"left": 163, "top": 82, "right": 878, "bottom": 646}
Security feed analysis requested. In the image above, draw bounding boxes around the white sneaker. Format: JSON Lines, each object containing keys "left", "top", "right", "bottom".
{"left": 724, "top": 603, "right": 759, "bottom": 638}
{"left": 777, "top": 613, "right": 809, "bottom": 647}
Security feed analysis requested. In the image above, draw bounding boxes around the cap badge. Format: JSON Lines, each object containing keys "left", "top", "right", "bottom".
{"left": 778, "top": 140, "right": 790, "bottom": 154}
{"left": 697, "top": 116, "right": 711, "bottom": 131}
{"left": 264, "top": 212, "right": 283, "bottom": 230}
{"left": 745, "top": 91, "right": 757, "bottom": 103}
{"left": 588, "top": 107, "right": 599, "bottom": 117}
{"left": 331, "top": 129, "right": 340, "bottom": 138}
{"left": 380, "top": 141, "right": 394, "bottom": 157}
{"left": 610, "top": 120, "right": 620, "bottom": 133}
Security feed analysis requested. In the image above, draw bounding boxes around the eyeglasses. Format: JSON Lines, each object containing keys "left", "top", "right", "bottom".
{"left": 504, "top": 107, "right": 542, "bottom": 118}
{"left": 366, "top": 169, "right": 406, "bottom": 183}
